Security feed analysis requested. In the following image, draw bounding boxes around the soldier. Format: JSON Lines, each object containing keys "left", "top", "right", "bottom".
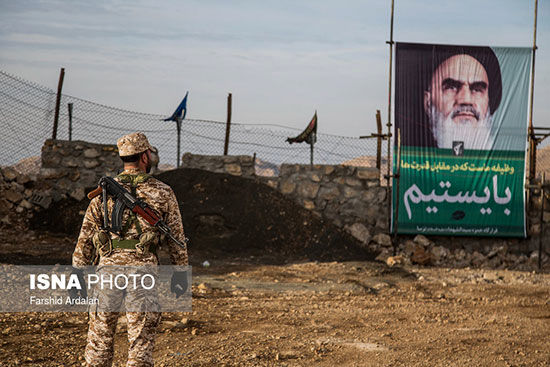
{"left": 72, "top": 132, "right": 189, "bottom": 367}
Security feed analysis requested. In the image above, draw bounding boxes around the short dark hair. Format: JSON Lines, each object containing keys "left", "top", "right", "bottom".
{"left": 120, "top": 152, "right": 143, "bottom": 163}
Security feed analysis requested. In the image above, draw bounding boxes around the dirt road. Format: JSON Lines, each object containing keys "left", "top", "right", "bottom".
{"left": 1, "top": 258, "right": 549, "bottom": 366}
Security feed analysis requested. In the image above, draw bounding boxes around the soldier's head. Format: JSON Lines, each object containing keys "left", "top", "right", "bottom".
{"left": 117, "top": 132, "right": 157, "bottom": 173}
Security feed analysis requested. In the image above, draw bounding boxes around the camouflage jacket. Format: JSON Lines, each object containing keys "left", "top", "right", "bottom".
{"left": 72, "top": 168, "right": 188, "bottom": 267}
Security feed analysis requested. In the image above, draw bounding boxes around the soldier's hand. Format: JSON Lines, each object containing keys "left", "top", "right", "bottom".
{"left": 170, "top": 271, "right": 189, "bottom": 299}
{"left": 67, "top": 268, "right": 88, "bottom": 300}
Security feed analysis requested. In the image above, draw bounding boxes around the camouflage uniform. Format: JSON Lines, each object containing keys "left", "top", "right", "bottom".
{"left": 73, "top": 132, "right": 188, "bottom": 367}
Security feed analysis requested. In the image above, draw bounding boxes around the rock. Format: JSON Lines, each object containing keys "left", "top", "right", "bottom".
{"left": 356, "top": 167, "right": 379, "bottom": 180}
{"left": 324, "top": 166, "right": 335, "bottom": 175}
{"left": 483, "top": 272, "right": 502, "bottom": 282}
{"left": 279, "top": 180, "right": 296, "bottom": 195}
{"left": 372, "top": 233, "right": 392, "bottom": 248}
{"left": 487, "top": 244, "right": 508, "bottom": 259}
{"left": 362, "top": 189, "right": 377, "bottom": 202}
{"left": 375, "top": 217, "right": 388, "bottom": 230}
{"left": 65, "top": 157, "right": 79, "bottom": 168}
{"left": 68, "top": 171, "right": 81, "bottom": 182}
{"left": 4, "top": 190, "right": 23, "bottom": 203}
{"left": 365, "top": 205, "right": 381, "bottom": 225}
{"left": 344, "top": 223, "right": 371, "bottom": 245}
{"left": 386, "top": 255, "right": 404, "bottom": 267}
{"left": 318, "top": 185, "right": 340, "bottom": 201}
{"left": 403, "top": 240, "right": 417, "bottom": 257}
{"left": 345, "top": 177, "right": 363, "bottom": 187}
{"left": 530, "top": 223, "right": 541, "bottom": 235}
{"left": 277, "top": 350, "right": 298, "bottom": 360}
{"left": 303, "top": 200, "right": 315, "bottom": 210}
{"left": 543, "top": 211, "right": 550, "bottom": 223}
{"left": 19, "top": 199, "right": 33, "bottom": 210}
{"left": 83, "top": 148, "right": 101, "bottom": 158}
{"left": 377, "top": 188, "right": 387, "bottom": 203}
{"left": 263, "top": 179, "right": 278, "bottom": 189}
{"left": 197, "top": 283, "right": 211, "bottom": 293}
{"left": 471, "top": 251, "right": 486, "bottom": 267}
{"left": 297, "top": 182, "right": 320, "bottom": 199}
{"left": 83, "top": 160, "right": 100, "bottom": 169}
{"left": 39, "top": 167, "right": 66, "bottom": 179}
{"left": 454, "top": 249, "right": 467, "bottom": 261}
{"left": 431, "top": 246, "right": 450, "bottom": 263}
{"left": 1, "top": 167, "right": 18, "bottom": 181}
{"left": 224, "top": 164, "right": 242, "bottom": 176}
{"left": 16, "top": 174, "right": 31, "bottom": 185}
{"left": 342, "top": 186, "right": 359, "bottom": 199}
{"left": 411, "top": 246, "right": 431, "bottom": 265}
{"left": 375, "top": 250, "right": 392, "bottom": 263}
{"left": 1, "top": 215, "right": 11, "bottom": 225}
{"left": 413, "top": 234, "right": 432, "bottom": 248}
{"left": 308, "top": 172, "right": 322, "bottom": 182}
{"left": 11, "top": 181, "right": 25, "bottom": 192}
{"left": 0, "top": 198, "right": 13, "bottom": 212}
{"left": 70, "top": 188, "right": 86, "bottom": 201}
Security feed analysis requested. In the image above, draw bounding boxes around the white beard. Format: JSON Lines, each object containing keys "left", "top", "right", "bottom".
{"left": 430, "top": 106, "right": 495, "bottom": 150}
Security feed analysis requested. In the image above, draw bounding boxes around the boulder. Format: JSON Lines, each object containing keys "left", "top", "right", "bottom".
{"left": 413, "top": 234, "right": 432, "bottom": 248}
{"left": 372, "top": 233, "right": 392, "bottom": 248}
{"left": 344, "top": 223, "right": 371, "bottom": 245}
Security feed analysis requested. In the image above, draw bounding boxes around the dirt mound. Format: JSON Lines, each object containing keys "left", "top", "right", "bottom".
{"left": 157, "top": 168, "right": 374, "bottom": 263}
{"left": 29, "top": 169, "right": 374, "bottom": 264}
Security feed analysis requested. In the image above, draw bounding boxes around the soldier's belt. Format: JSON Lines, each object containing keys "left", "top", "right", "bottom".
{"left": 112, "top": 239, "right": 140, "bottom": 249}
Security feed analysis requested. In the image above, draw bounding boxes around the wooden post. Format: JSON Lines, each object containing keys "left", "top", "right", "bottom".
{"left": 386, "top": 0, "right": 395, "bottom": 235}
{"left": 224, "top": 93, "right": 232, "bottom": 155}
{"left": 539, "top": 172, "right": 545, "bottom": 270}
{"left": 392, "top": 128, "right": 401, "bottom": 255}
{"left": 375, "top": 110, "right": 382, "bottom": 169}
{"left": 67, "top": 103, "right": 73, "bottom": 141}
{"left": 176, "top": 117, "right": 182, "bottom": 168}
{"left": 310, "top": 141, "right": 314, "bottom": 167}
{"left": 528, "top": 0, "right": 538, "bottom": 184}
{"left": 52, "top": 67, "right": 65, "bottom": 140}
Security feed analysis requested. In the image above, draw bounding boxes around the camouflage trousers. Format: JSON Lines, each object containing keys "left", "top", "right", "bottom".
{"left": 85, "top": 311, "right": 161, "bottom": 367}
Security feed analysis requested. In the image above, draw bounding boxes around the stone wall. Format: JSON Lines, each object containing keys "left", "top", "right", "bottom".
{"left": 181, "top": 153, "right": 255, "bottom": 178}
{"left": 260, "top": 164, "right": 385, "bottom": 245}
{"left": 179, "top": 153, "right": 550, "bottom": 270}
{"left": 40, "top": 139, "right": 123, "bottom": 202}
{"left": 179, "top": 153, "right": 385, "bottom": 246}
{"left": 1, "top": 145, "right": 549, "bottom": 270}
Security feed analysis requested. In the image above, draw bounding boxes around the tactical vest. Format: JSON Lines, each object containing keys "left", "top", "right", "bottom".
{"left": 110, "top": 173, "right": 157, "bottom": 253}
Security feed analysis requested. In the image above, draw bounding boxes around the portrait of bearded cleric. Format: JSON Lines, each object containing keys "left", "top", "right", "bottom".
{"left": 395, "top": 43, "right": 502, "bottom": 150}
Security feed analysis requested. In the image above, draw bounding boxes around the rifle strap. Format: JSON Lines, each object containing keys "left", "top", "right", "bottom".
{"left": 116, "top": 173, "right": 152, "bottom": 237}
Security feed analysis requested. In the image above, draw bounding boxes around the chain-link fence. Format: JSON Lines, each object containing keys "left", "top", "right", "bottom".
{"left": 0, "top": 70, "right": 380, "bottom": 172}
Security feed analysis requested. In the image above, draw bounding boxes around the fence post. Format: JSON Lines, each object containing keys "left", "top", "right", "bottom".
{"left": 67, "top": 103, "right": 73, "bottom": 141}
{"left": 224, "top": 93, "right": 232, "bottom": 155}
{"left": 52, "top": 67, "right": 65, "bottom": 140}
{"left": 375, "top": 110, "right": 382, "bottom": 169}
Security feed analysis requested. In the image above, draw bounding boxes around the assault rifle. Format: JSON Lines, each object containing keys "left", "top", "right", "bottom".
{"left": 87, "top": 176, "right": 188, "bottom": 250}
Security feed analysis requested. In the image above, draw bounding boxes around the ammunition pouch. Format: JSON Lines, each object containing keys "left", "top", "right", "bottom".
{"left": 110, "top": 232, "right": 159, "bottom": 256}
{"left": 92, "top": 230, "right": 113, "bottom": 257}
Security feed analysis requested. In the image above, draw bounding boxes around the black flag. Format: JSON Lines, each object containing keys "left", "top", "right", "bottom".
{"left": 286, "top": 111, "right": 317, "bottom": 144}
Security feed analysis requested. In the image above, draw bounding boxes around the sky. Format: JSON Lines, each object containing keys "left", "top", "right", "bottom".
{"left": 0, "top": 0, "right": 549, "bottom": 138}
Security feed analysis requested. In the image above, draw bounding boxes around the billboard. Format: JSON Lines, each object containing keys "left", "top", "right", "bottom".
{"left": 394, "top": 43, "right": 532, "bottom": 237}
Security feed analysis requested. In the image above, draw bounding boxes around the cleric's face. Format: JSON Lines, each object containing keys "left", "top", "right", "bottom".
{"left": 425, "top": 54, "right": 490, "bottom": 125}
